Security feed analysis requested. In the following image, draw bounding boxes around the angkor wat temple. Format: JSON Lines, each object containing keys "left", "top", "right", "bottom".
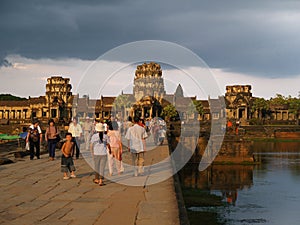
{"left": 0, "top": 62, "right": 298, "bottom": 125}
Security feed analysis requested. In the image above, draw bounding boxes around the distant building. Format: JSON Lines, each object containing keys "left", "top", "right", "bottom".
{"left": 0, "top": 77, "right": 73, "bottom": 124}
{"left": 0, "top": 62, "right": 298, "bottom": 124}
{"left": 225, "top": 85, "right": 252, "bottom": 121}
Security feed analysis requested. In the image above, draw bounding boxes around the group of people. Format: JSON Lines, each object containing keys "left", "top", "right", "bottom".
{"left": 26, "top": 115, "right": 159, "bottom": 185}
{"left": 25, "top": 117, "right": 83, "bottom": 180}
{"left": 149, "top": 119, "right": 166, "bottom": 146}
{"left": 90, "top": 116, "right": 148, "bottom": 185}
{"left": 25, "top": 118, "right": 61, "bottom": 161}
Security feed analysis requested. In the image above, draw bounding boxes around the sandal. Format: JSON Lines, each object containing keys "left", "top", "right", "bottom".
{"left": 99, "top": 179, "right": 105, "bottom": 186}
{"left": 93, "top": 179, "right": 99, "bottom": 184}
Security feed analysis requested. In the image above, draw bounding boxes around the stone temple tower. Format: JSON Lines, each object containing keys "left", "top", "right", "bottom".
{"left": 45, "top": 76, "right": 73, "bottom": 120}
{"left": 132, "top": 62, "right": 166, "bottom": 118}
{"left": 133, "top": 62, "right": 166, "bottom": 101}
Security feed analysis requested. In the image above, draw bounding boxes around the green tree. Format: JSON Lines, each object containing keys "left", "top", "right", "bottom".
{"left": 251, "top": 97, "right": 269, "bottom": 119}
{"left": 161, "top": 104, "right": 178, "bottom": 121}
{"left": 187, "top": 100, "right": 203, "bottom": 120}
{"left": 112, "top": 95, "right": 131, "bottom": 120}
{"left": 0, "top": 94, "right": 27, "bottom": 101}
{"left": 288, "top": 97, "right": 300, "bottom": 125}
{"left": 270, "top": 94, "right": 288, "bottom": 106}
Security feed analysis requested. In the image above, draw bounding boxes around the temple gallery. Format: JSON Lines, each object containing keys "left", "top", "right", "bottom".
{"left": 0, "top": 62, "right": 298, "bottom": 124}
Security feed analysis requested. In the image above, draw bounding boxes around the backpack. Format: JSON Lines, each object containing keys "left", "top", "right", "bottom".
{"left": 29, "top": 127, "right": 40, "bottom": 142}
{"left": 93, "top": 138, "right": 106, "bottom": 155}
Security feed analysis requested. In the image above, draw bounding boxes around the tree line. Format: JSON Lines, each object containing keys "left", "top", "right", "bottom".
{"left": 251, "top": 93, "right": 300, "bottom": 124}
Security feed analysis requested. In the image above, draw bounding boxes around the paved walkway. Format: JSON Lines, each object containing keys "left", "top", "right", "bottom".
{"left": 0, "top": 139, "right": 180, "bottom": 225}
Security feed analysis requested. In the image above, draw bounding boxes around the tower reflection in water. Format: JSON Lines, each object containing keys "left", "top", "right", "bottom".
{"left": 178, "top": 163, "right": 253, "bottom": 205}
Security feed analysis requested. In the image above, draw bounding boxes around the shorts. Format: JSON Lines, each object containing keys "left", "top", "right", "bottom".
{"left": 61, "top": 155, "right": 76, "bottom": 173}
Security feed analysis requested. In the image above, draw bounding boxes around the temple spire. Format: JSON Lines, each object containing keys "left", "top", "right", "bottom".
{"left": 174, "top": 84, "right": 184, "bottom": 97}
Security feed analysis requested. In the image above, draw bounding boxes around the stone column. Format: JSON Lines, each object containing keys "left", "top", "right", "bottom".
{"left": 150, "top": 106, "right": 153, "bottom": 119}
{"left": 5, "top": 110, "right": 9, "bottom": 119}
{"left": 142, "top": 107, "right": 145, "bottom": 118}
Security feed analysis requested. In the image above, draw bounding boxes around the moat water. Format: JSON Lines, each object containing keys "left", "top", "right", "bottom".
{"left": 179, "top": 141, "right": 300, "bottom": 225}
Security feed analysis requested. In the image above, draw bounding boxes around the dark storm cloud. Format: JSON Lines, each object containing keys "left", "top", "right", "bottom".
{"left": 1, "top": 0, "right": 300, "bottom": 77}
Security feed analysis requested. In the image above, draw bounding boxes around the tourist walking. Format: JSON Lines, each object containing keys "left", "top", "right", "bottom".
{"left": 151, "top": 122, "right": 160, "bottom": 145}
{"left": 26, "top": 119, "right": 43, "bottom": 160}
{"left": 45, "top": 119, "right": 59, "bottom": 161}
{"left": 157, "top": 125, "right": 166, "bottom": 145}
{"left": 95, "top": 118, "right": 104, "bottom": 133}
{"left": 90, "top": 130, "right": 109, "bottom": 186}
{"left": 61, "top": 133, "right": 76, "bottom": 179}
{"left": 125, "top": 116, "right": 148, "bottom": 176}
{"left": 107, "top": 121, "right": 123, "bottom": 175}
{"left": 68, "top": 118, "right": 82, "bottom": 159}
{"left": 83, "top": 116, "right": 93, "bottom": 150}
{"left": 123, "top": 116, "right": 133, "bottom": 136}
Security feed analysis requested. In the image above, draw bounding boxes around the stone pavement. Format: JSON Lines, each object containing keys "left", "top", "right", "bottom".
{"left": 0, "top": 140, "right": 180, "bottom": 225}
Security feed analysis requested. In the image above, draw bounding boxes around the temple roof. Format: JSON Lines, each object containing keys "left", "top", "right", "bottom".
{"left": 0, "top": 100, "right": 30, "bottom": 107}
{"left": 29, "top": 96, "right": 46, "bottom": 105}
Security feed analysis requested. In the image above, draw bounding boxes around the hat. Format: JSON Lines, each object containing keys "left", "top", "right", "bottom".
{"left": 86, "top": 116, "right": 90, "bottom": 119}
{"left": 95, "top": 122, "right": 104, "bottom": 132}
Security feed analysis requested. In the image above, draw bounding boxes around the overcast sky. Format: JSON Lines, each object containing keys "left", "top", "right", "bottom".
{"left": 1, "top": 0, "right": 300, "bottom": 99}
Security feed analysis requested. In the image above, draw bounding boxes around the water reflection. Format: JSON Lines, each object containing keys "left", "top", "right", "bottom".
{"left": 179, "top": 141, "right": 300, "bottom": 225}
{"left": 179, "top": 164, "right": 253, "bottom": 205}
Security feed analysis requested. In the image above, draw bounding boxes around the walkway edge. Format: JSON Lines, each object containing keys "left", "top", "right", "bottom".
{"left": 173, "top": 172, "right": 190, "bottom": 225}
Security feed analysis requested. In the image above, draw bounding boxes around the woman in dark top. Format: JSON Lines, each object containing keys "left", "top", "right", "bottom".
{"left": 45, "top": 119, "right": 59, "bottom": 161}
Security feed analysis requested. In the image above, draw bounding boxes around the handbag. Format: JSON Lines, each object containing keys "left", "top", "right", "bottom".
{"left": 25, "top": 142, "right": 30, "bottom": 151}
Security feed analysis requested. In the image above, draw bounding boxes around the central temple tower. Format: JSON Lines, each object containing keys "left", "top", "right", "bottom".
{"left": 132, "top": 62, "right": 166, "bottom": 118}
{"left": 133, "top": 62, "right": 166, "bottom": 101}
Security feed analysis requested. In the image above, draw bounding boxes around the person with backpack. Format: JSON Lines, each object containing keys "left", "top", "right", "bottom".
{"left": 45, "top": 119, "right": 60, "bottom": 161}
{"left": 26, "top": 119, "right": 43, "bottom": 160}
{"left": 90, "top": 130, "right": 110, "bottom": 186}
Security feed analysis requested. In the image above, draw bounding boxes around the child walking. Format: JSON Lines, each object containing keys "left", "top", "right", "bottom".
{"left": 61, "top": 132, "right": 76, "bottom": 180}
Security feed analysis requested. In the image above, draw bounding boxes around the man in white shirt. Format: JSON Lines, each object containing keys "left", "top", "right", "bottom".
{"left": 68, "top": 118, "right": 82, "bottom": 159}
{"left": 125, "top": 116, "right": 148, "bottom": 176}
